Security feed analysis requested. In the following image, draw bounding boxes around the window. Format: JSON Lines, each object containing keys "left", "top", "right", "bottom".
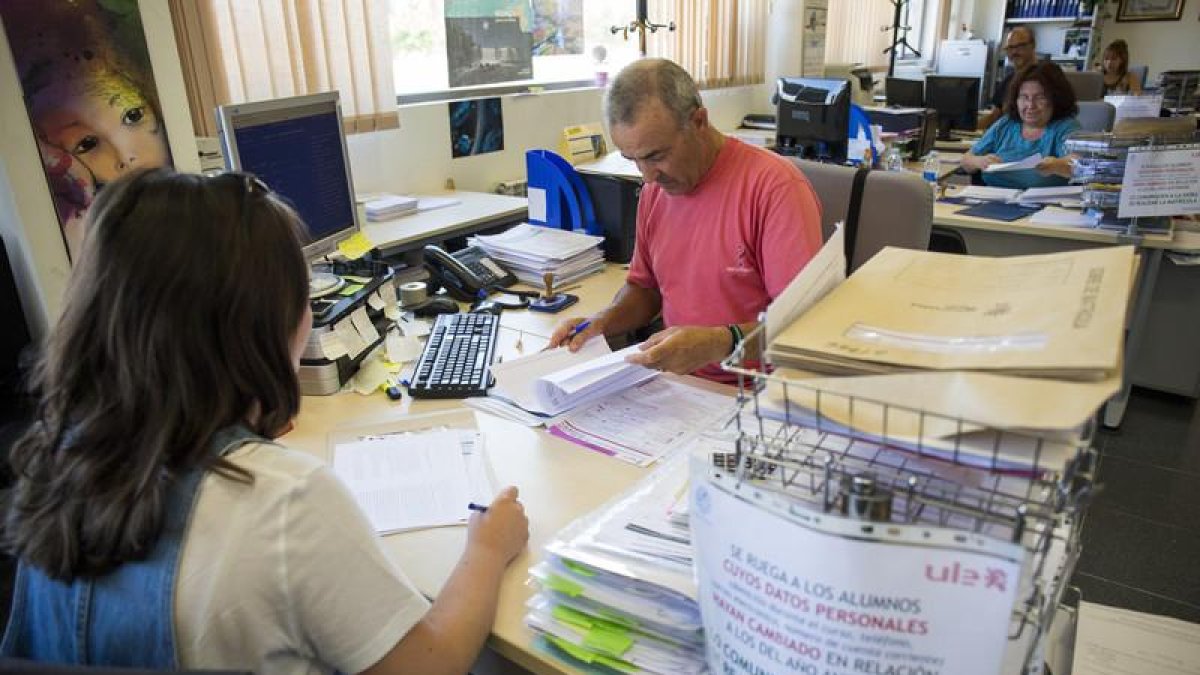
{"left": 387, "top": 0, "right": 640, "bottom": 100}
{"left": 826, "top": 0, "right": 946, "bottom": 71}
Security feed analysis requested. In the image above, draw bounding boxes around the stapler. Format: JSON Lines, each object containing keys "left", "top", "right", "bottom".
{"left": 528, "top": 272, "right": 578, "bottom": 313}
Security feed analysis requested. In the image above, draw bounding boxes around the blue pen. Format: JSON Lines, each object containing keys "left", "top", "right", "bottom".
{"left": 567, "top": 319, "right": 591, "bottom": 339}
{"left": 467, "top": 502, "right": 489, "bottom": 513}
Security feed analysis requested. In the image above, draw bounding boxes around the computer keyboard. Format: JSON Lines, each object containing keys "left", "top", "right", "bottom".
{"left": 407, "top": 312, "right": 499, "bottom": 398}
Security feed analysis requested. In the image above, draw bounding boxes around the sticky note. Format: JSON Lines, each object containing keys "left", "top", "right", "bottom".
{"left": 368, "top": 292, "right": 386, "bottom": 311}
{"left": 350, "top": 306, "right": 380, "bottom": 344}
{"left": 318, "top": 331, "right": 348, "bottom": 360}
{"left": 336, "top": 232, "right": 374, "bottom": 260}
{"left": 338, "top": 283, "right": 365, "bottom": 297}
{"left": 333, "top": 319, "right": 367, "bottom": 359}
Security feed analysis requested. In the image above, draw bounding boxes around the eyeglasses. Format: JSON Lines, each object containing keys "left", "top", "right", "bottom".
{"left": 1004, "top": 41, "right": 1033, "bottom": 52}
{"left": 1017, "top": 94, "right": 1050, "bottom": 106}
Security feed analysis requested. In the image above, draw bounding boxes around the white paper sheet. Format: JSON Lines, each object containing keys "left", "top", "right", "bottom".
{"left": 1073, "top": 601, "right": 1200, "bottom": 675}
{"left": 984, "top": 153, "right": 1043, "bottom": 173}
{"left": 333, "top": 430, "right": 492, "bottom": 534}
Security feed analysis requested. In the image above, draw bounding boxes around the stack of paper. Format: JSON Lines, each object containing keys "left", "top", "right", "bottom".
{"left": 768, "top": 246, "right": 1135, "bottom": 381}
{"left": 983, "top": 153, "right": 1043, "bottom": 173}
{"left": 757, "top": 243, "right": 1135, "bottom": 472}
{"left": 469, "top": 222, "right": 605, "bottom": 286}
{"left": 953, "top": 184, "right": 1084, "bottom": 207}
{"left": 364, "top": 195, "right": 419, "bottom": 221}
{"left": 527, "top": 454, "right": 707, "bottom": 674}
{"left": 488, "top": 339, "right": 657, "bottom": 417}
{"left": 476, "top": 339, "right": 737, "bottom": 466}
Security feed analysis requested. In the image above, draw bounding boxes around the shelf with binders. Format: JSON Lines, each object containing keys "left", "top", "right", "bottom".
{"left": 1005, "top": 15, "right": 1093, "bottom": 23}
{"left": 1006, "top": 0, "right": 1092, "bottom": 20}
{"left": 714, "top": 323, "right": 1101, "bottom": 672}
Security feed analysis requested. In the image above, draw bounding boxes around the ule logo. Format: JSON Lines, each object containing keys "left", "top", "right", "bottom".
{"left": 925, "top": 562, "right": 1009, "bottom": 592}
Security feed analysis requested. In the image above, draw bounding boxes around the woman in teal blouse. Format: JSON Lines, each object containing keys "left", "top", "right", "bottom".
{"left": 962, "top": 62, "right": 1080, "bottom": 189}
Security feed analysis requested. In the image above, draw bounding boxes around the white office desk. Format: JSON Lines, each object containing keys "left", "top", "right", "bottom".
{"left": 286, "top": 264, "right": 715, "bottom": 674}
{"left": 363, "top": 191, "right": 528, "bottom": 255}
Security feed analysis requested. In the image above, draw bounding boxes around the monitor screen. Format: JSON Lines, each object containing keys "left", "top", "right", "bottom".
{"left": 886, "top": 77, "right": 925, "bottom": 108}
{"left": 216, "top": 92, "right": 358, "bottom": 260}
{"left": 924, "top": 75, "right": 980, "bottom": 138}
{"left": 774, "top": 77, "right": 851, "bottom": 162}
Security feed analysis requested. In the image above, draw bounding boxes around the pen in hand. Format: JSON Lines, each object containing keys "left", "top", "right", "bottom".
{"left": 467, "top": 502, "right": 489, "bottom": 513}
{"left": 567, "top": 319, "right": 591, "bottom": 339}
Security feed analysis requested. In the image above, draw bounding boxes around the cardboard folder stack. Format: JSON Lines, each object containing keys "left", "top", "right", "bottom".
{"left": 469, "top": 222, "right": 605, "bottom": 286}
{"left": 525, "top": 454, "right": 707, "bottom": 673}
{"left": 759, "top": 244, "right": 1136, "bottom": 472}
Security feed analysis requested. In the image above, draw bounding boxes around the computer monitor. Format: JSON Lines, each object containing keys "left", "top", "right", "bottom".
{"left": 924, "top": 75, "right": 980, "bottom": 140}
{"left": 774, "top": 77, "right": 851, "bottom": 163}
{"left": 886, "top": 77, "right": 925, "bottom": 108}
{"left": 216, "top": 92, "right": 360, "bottom": 296}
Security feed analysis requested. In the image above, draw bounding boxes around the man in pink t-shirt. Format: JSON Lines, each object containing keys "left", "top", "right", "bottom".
{"left": 550, "top": 58, "right": 822, "bottom": 382}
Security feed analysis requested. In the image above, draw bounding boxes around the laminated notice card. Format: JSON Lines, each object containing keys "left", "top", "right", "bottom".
{"left": 689, "top": 459, "right": 1023, "bottom": 675}
{"left": 1118, "top": 143, "right": 1200, "bottom": 219}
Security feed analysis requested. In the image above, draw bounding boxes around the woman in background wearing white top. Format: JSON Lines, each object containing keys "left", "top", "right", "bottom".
{"left": 1, "top": 168, "right": 528, "bottom": 674}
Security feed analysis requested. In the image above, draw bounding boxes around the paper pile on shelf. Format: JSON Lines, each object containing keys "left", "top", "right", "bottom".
{"left": 469, "top": 222, "right": 605, "bottom": 286}
{"left": 363, "top": 194, "right": 418, "bottom": 221}
{"left": 526, "top": 453, "right": 707, "bottom": 673}
{"left": 751, "top": 243, "right": 1134, "bottom": 472}
{"left": 767, "top": 246, "right": 1135, "bottom": 381}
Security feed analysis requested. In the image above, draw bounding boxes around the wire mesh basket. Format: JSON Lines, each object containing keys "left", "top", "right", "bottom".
{"left": 711, "top": 322, "right": 1100, "bottom": 674}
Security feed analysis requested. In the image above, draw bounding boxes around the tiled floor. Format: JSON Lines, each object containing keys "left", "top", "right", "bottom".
{"left": 1072, "top": 387, "right": 1200, "bottom": 623}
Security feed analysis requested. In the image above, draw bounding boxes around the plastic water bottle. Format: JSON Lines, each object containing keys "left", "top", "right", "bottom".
{"left": 922, "top": 151, "right": 940, "bottom": 184}
{"left": 884, "top": 146, "right": 904, "bottom": 172}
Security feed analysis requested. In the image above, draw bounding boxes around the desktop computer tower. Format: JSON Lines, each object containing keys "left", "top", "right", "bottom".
{"left": 577, "top": 172, "right": 640, "bottom": 264}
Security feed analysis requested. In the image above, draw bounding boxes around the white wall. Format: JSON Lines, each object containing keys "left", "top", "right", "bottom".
{"left": 1094, "top": 7, "right": 1200, "bottom": 81}
{"left": 345, "top": 83, "right": 760, "bottom": 196}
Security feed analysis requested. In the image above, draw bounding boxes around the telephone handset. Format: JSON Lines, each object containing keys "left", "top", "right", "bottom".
{"left": 422, "top": 244, "right": 516, "bottom": 301}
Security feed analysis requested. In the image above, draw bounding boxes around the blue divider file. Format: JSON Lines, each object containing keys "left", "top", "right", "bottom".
{"left": 525, "top": 150, "right": 601, "bottom": 235}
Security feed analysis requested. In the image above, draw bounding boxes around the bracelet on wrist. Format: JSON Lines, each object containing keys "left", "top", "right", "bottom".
{"left": 726, "top": 324, "right": 744, "bottom": 356}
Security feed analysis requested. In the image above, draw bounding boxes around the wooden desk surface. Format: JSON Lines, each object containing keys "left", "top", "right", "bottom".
{"left": 362, "top": 191, "right": 528, "bottom": 254}
{"left": 285, "top": 263, "right": 690, "bottom": 675}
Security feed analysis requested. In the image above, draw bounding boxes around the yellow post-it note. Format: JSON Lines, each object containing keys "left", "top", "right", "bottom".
{"left": 337, "top": 232, "right": 374, "bottom": 260}
{"left": 338, "top": 283, "right": 365, "bottom": 296}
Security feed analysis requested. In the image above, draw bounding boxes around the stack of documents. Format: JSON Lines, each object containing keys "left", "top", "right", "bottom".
{"left": 527, "top": 454, "right": 707, "bottom": 674}
{"left": 469, "top": 222, "right": 605, "bottom": 285}
{"left": 363, "top": 194, "right": 418, "bottom": 221}
{"left": 473, "top": 339, "right": 737, "bottom": 466}
{"left": 768, "top": 246, "right": 1135, "bottom": 381}
{"left": 756, "top": 243, "right": 1134, "bottom": 472}
{"left": 954, "top": 184, "right": 1084, "bottom": 207}
{"left": 487, "top": 339, "right": 657, "bottom": 417}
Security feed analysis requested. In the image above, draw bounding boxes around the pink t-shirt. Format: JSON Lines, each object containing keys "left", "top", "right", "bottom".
{"left": 627, "top": 137, "right": 823, "bottom": 382}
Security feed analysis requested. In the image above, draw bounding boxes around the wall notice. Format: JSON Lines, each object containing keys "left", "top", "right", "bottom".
{"left": 690, "top": 473, "right": 1024, "bottom": 675}
{"left": 1118, "top": 144, "right": 1200, "bottom": 219}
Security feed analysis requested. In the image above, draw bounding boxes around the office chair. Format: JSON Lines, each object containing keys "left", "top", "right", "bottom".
{"left": 790, "top": 159, "right": 933, "bottom": 272}
{"left": 1076, "top": 101, "right": 1116, "bottom": 132}
{"left": 1062, "top": 70, "right": 1105, "bottom": 101}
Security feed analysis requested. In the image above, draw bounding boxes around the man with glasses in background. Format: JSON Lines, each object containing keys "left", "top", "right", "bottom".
{"left": 980, "top": 26, "right": 1037, "bottom": 129}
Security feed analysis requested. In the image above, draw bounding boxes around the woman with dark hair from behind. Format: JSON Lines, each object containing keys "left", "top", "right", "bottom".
{"left": 1, "top": 168, "right": 528, "bottom": 674}
{"left": 1100, "top": 39, "right": 1143, "bottom": 95}
{"left": 961, "top": 61, "right": 1081, "bottom": 189}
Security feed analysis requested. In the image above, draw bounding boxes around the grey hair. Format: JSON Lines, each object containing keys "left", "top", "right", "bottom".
{"left": 603, "top": 58, "right": 703, "bottom": 130}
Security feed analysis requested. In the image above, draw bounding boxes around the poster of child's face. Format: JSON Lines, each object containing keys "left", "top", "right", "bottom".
{"left": 0, "top": 0, "right": 173, "bottom": 261}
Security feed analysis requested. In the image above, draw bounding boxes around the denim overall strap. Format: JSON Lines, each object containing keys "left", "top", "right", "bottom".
{"left": 1, "top": 426, "right": 263, "bottom": 666}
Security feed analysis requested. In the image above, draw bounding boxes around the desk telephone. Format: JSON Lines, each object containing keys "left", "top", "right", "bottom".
{"left": 423, "top": 244, "right": 516, "bottom": 301}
